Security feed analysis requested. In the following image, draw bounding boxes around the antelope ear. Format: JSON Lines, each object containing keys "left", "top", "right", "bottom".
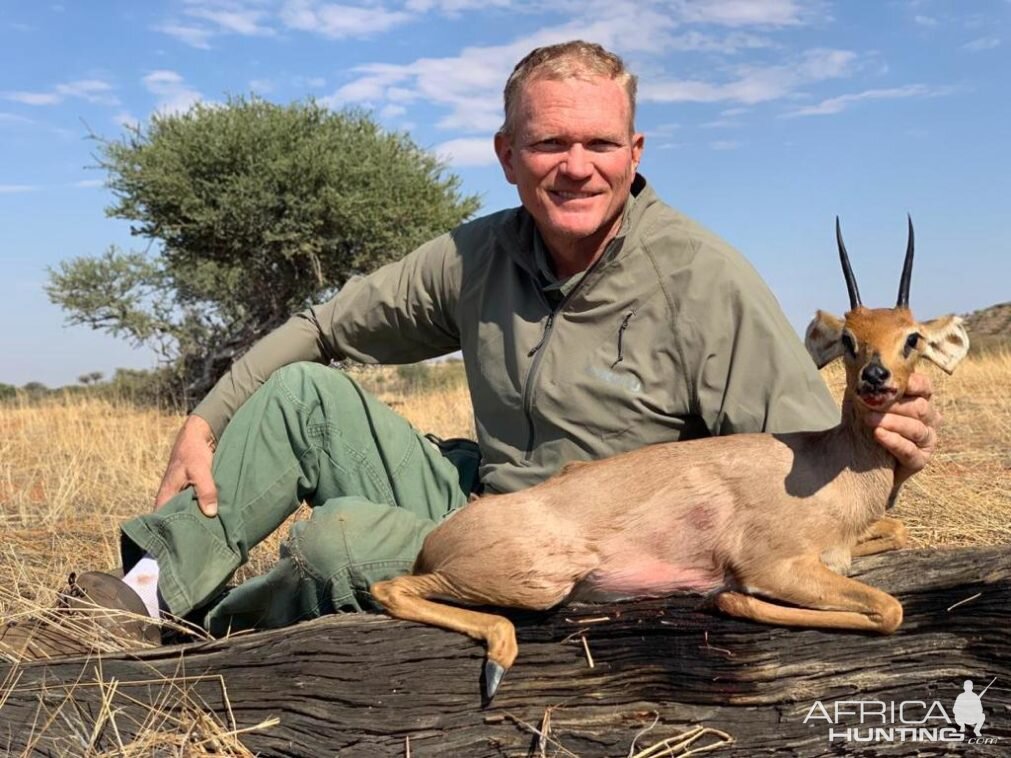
{"left": 920, "top": 315, "right": 970, "bottom": 374}
{"left": 805, "top": 310, "right": 846, "bottom": 368}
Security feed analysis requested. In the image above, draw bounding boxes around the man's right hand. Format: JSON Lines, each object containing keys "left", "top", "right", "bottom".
{"left": 154, "top": 415, "right": 219, "bottom": 517}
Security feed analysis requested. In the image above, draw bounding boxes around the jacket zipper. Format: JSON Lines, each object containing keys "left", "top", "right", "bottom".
{"left": 611, "top": 310, "right": 635, "bottom": 368}
{"left": 527, "top": 313, "right": 554, "bottom": 357}
{"left": 521, "top": 240, "right": 619, "bottom": 459}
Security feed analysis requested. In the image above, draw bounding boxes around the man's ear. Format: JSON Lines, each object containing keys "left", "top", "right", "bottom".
{"left": 920, "top": 315, "right": 970, "bottom": 374}
{"left": 805, "top": 310, "right": 846, "bottom": 368}
{"left": 631, "top": 131, "right": 645, "bottom": 171}
{"left": 494, "top": 131, "right": 517, "bottom": 185}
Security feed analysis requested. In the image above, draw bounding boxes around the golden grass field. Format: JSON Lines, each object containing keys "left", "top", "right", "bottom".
{"left": 1, "top": 352, "right": 1008, "bottom": 753}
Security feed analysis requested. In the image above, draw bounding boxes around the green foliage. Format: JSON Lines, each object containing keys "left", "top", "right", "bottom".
{"left": 46, "top": 96, "right": 481, "bottom": 406}
{"left": 0, "top": 383, "right": 16, "bottom": 401}
{"left": 101, "top": 367, "right": 184, "bottom": 409}
{"left": 20, "top": 381, "right": 49, "bottom": 399}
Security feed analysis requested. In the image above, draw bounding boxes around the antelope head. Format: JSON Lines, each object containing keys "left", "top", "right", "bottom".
{"left": 805, "top": 217, "right": 970, "bottom": 412}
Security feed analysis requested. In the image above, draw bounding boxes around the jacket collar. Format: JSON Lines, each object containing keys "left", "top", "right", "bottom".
{"left": 509, "top": 172, "right": 656, "bottom": 277}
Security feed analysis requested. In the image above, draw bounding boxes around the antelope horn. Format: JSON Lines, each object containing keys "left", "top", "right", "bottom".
{"left": 836, "top": 216, "right": 862, "bottom": 310}
{"left": 896, "top": 214, "right": 914, "bottom": 308}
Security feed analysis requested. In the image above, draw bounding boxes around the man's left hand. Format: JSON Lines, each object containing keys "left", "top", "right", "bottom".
{"left": 865, "top": 372, "right": 941, "bottom": 486}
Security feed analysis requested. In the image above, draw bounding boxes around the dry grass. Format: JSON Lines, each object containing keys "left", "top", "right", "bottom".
{"left": 1, "top": 351, "right": 1008, "bottom": 752}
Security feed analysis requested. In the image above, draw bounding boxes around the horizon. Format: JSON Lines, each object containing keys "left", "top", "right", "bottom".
{"left": 2, "top": 0, "right": 1009, "bottom": 387}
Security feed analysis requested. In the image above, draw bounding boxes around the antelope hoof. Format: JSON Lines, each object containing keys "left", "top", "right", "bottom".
{"left": 483, "top": 659, "right": 507, "bottom": 700}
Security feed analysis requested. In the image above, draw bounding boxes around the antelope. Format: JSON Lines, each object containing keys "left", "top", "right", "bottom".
{"left": 371, "top": 217, "right": 969, "bottom": 699}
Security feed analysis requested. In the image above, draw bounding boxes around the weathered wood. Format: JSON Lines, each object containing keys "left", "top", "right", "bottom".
{"left": 2, "top": 545, "right": 1009, "bottom": 756}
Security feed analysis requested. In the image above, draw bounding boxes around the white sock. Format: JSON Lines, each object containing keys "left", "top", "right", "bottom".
{"left": 123, "top": 554, "right": 162, "bottom": 619}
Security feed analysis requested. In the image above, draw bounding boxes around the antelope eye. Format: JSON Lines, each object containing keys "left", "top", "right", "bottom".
{"left": 841, "top": 333, "right": 857, "bottom": 356}
{"left": 904, "top": 332, "right": 922, "bottom": 357}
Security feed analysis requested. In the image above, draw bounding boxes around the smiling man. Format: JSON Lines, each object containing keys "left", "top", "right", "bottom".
{"left": 1, "top": 41, "right": 940, "bottom": 658}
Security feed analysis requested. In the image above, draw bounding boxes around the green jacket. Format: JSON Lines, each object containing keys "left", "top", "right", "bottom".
{"left": 196, "top": 175, "right": 839, "bottom": 494}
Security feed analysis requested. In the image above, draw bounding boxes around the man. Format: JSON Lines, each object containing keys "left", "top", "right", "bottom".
{"left": 1, "top": 41, "right": 939, "bottom": 657}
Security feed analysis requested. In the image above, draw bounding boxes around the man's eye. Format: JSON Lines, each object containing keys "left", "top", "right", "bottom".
{"left": 588, "top": 140, "right": 619, "bottom": 152}
{"left": 533, "top": 139, "right": 564, "bottom": 151}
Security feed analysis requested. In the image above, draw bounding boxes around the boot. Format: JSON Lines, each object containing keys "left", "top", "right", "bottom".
{"left": 0, "top": 572, "right": 161, "bottom": 662}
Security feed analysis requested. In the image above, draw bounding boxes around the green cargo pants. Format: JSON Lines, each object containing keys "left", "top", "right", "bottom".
{"left": 119, "top": 362, "right": 480, "bottom": 636}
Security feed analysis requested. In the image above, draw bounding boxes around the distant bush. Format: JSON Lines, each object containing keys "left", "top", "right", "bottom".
{"left": 96, "top": 367, "right": 185, "bottom": 410}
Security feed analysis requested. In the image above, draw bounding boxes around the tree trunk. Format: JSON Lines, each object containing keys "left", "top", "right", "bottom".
{"left": 2, "top": 545, "right": 1009, "bottom": 756}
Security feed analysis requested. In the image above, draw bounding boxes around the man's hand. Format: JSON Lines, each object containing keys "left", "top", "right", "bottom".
{"left": 865, "top": 372, "right": 941, "bottom": 487}
{"left": 154, "top": 415, "right": 219, "bottom": 516}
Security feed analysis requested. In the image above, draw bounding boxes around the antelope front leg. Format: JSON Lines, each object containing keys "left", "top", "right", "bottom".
{"left": 371, "top": 574, "right": 518, "bottom": 700}
{"left": 852, "top": 516, "right": 908, "bottom": 557}
{"left": 717, "top": 557, "right": 903, "bottom": 633}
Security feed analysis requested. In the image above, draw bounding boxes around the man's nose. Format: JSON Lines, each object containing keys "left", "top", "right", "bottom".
{"left": 559, "top": 144, "right": 592, "bottom": 179}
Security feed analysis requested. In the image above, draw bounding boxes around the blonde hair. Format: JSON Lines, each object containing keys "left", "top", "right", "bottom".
{"left": 500, "top": 40, "right": 638, "bottom": 136}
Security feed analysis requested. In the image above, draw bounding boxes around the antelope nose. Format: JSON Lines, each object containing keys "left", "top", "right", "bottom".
{"left": 861, "top": 363, "right": 890, "bottom": 387}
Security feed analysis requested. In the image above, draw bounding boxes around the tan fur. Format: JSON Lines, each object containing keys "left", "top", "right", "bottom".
{"left": 372, "top": 304, "right": 968, "bottom": 679}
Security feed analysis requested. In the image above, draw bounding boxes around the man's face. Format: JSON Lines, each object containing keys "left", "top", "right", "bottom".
{"left": 495, "top": 76, "right": 644, "bottom": 256}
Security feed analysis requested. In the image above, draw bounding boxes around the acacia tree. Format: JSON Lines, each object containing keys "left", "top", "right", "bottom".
{"left": 47, "top": 97, "right": 481, "bottom": 404}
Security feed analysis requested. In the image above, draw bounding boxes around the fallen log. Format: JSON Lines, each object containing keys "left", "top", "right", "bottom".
{"left": 1, "top": 544, "right": 1009, "bottom": 756}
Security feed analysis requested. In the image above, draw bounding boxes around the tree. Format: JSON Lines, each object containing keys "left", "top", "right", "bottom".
{"left": 47, "top": 97, "right": 481, "bottom": 406}
{"left": 20, "top": 381, "right": 48, "bottom": 398}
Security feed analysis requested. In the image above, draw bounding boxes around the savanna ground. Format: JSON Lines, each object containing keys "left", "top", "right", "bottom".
{"left": 1, "top": 352, "right": 1009, "bottom": 754}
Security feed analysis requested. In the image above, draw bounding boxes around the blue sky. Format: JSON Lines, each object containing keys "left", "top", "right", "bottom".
{"left": 1, "top": 0, "right": 1008, "bottom": 387}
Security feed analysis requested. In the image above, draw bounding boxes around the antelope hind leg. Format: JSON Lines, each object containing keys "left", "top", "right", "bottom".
{"left": 371, "top": 574, "right": 518, "bottom": 699}
{"left": 852, "top": 516, "right": 908, "bottom": 557}
{"left": 717, "top": 557, "right": 903, "bottom": 634}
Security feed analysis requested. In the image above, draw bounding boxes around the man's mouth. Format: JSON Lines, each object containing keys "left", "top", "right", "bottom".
{"left": 548, "top": 189, "right": 600, "bottom": 201}
{"left": 857, "top": 386, "right": 898, "bottom": 408}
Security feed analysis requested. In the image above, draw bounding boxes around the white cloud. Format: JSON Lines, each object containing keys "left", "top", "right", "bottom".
{"left": 155, "top": 22, "right": 213, "bottom": 49}
{"left": 664, "top": 30, "right": 775, "bottom": 55}
{"left": 54, "top": 79, "right": 119, "bottom": 105}
{"left": 143, "top": 70, "right": 204, "bottom": 115}
{"left": 434, "top": 137, "right": 497, "bottom": 167}
{"left": 294, "top": 75, "right": 326, "bottom": 89}
{"left": 279, "top": 0, "right": 412, "bottom": 38}
{"left": 647, "top": 122, "right": 680, "bottom": 136}
{"left": 0, "top": 184, "right": 40, "bottom": 193}
{"left": 316, "top": 1, "right": 854, "bottom": 139}
{"left": 3, "top": 91, "right": 60, "bottom": 105}
{"left": 329, "top": 1, "right": 683, "bottom": 131}
{"left": 709, "top": 139, "right": 741, "bottom": 150}
{"left": 642, "top": 48, "right": 857, "bottom": 105}
{"left": 2, "top": 78, "right": 118, "bottom": 107}
{"left": 249, "top": 78, "right": 277, "bottom": 93}
{"left": 187, "top": 6, "right": 275, "bottom": 36}
{"left": 701, "top": 117, "right": 740, "bottom": 128}
{"left": 672, "top": 0, "right": 813, "bottom": 27}
{"left": 73, "top": 179, "right": 104, "bottom": 188}
{"left": 405, "top": 0, "right": 513, "bottom": 11}
{"left": 914, "top": 15, "right": 938, "bottom": 27}
{"left": 0, "top": 112, "right": 35, "bottom": 125}
{"left": 379, "top": 103, "right": 407, "bottom": 118}
{"left": 784, "top": 83, "right": 952, "bottom": 117}
{"left": 963, "top": 36, "right": 1000, "bottom": 52}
